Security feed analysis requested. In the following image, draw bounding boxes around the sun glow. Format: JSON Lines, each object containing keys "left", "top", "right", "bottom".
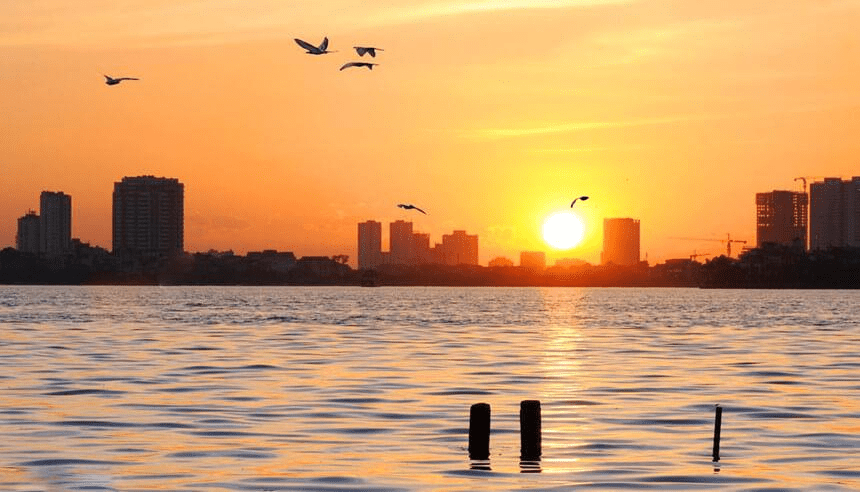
{"left": 542, "top": 212, "right": 585, "bottom": 250}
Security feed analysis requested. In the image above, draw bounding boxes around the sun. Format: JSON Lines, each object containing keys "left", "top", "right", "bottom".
{"left": 542, "top": 212, "right": 585, "bottom": 250}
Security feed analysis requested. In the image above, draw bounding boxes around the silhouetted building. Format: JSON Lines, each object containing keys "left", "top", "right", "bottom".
{"left": 756, "top": 190, "right": 808, "bottom": 249}
{"left": 439, "top": 230, "right": 479, "bottom": 265}
{"left": 357, "top": 220, "right": 382, "bottom": 269}
{"left": 488, "top": 256, "right": 514, "bottom": 268}
{"left": 359, "top": 220, "right": 479, "bottom": 267}
{"left": 40, "top": 191, "right": 72, "bottom": 256}
{"left": 16, "top": 211, "right": 40, "bottom": 254}
{"left": 652, "top": 258, "right": 702, "bottom": 285}
{"left": 247, "top": 250, "right": 297, "bottom": 272}
{"left": 413, "top": 232, "right": 431, "bottom": 264}
{"left": 112, "top": 176, "right": 184, "bottom": 259}
{"left": 296, "top": 256, "right": 350, "bottom": 278}
{"left": 810, "top": 177, "right": 860, "bottom": 250}
{"left": 520, "top": 251, "right": 546, "bottom": 271}
{"left": 602, "top": 218, "right": 640, "bottom": 266}
{"left": 555, "top": 258, "right": 589, "bottom": 267}
{"left": 390, "top": 220, "right": 415, "bottom": 265}
{"left": 71, "top": 239, "right": 117, "bottom": 271}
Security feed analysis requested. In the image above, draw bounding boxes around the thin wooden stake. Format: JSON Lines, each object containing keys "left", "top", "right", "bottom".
{"left": 712, "top": 404, "right": 722, "bottom": 462}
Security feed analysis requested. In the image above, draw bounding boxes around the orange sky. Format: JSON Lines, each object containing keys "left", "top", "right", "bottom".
{"left": 3, "top": 0, "right": 860, "bottom": 265}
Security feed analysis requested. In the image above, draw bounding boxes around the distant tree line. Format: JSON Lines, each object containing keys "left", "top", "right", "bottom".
{"left": 0, "top": 248, "right": 351, "bottom": 286}
{"left": 700, "top": 244, "right": 860, "bottom": 288}
{"left": 2, "top": 243, "right": 859, "bottom": 288}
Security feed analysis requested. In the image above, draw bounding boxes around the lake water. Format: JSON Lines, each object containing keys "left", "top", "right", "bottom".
{"left": 0, "top": 286, "right": 858, "bottom": 491}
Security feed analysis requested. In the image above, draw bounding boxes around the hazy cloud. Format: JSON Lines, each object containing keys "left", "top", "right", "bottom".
{"left": 187, "top": 212, "right": 250, "bottom": 231}
{"left": 359, "top": 0, "right": 636, "bottom": 27}
{"left": 473, "top": 103, "right": 857, "bottom": 139}
{"left": 474, "top": 114, "right": 706, "bottom": 138}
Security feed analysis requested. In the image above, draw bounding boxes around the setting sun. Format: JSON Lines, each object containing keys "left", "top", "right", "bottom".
{"left": 542, "top": 212, "right": 585, "bottom": 250}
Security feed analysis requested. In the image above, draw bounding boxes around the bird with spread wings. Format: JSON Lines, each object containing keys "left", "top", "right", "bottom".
{"left": 571, "top": 196, "right": 589, "bottom": 207}
{"left": 104, "top": 75, "right": 139, "bottom": 85}
{"left": 397, "top": 204, "right": 427, "bottom": 214}
{"left": 340, "top": 62, "right": 377, "bottom": 71}
{"left": 295, "top": 37, "right": 336, "bottom": 55}
{"left": 354, "top": 46, "right": 384, "bottom": 57}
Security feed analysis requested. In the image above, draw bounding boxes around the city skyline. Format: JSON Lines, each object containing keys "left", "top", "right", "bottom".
{"left": 9, "top": 175, "right": 860, "bottom": 267}
{"left": 9, "top": 171, "right": 859, "bottom": 267}
{"left": 359, "top": 219, "right": 479, "bottom": 268}
{"left": 3, "top": 1, "right": 860, "bottom": 264}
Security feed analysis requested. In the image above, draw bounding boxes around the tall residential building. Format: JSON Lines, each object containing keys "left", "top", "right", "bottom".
{"left": 413, "top": 233, "right": 431, "bottom": 264}
{"left": 389, "top": 220, "right": 415, "bottom": 265}
{"left": 16, "top": 211, "right": 40, "bottom": 254}
{"left": 113, "top": 176, "right": 184, "bottom": 259}
{"left": 439, "top": 230, "right": 479, "bottom": 265}
{"left": 602, "top": 218, "right": 640, "bottom": 266}
{"left": 756, "top": 190, "right": 808, "bottom": 249}
{"left": 357, "top": 220, "right": 382, "bottom": 269}
{"left": 810, "top": 177, "right": 860, "bottom": 250}
{"left": 40, "top": 191, "right": 72, "bottom": 256}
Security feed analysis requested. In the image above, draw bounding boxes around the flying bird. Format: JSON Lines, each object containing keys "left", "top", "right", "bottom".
{"left": 571, "top": 196, "right": 589, "bottom": 207}
{"left": 104, "top": 75, "right": 139, "bottom": 85}
{"left": 354, "top": 46, "right": 384, "bottom": 57}
{"left": 340, "top": 62, "right": 377, "bottom": 71}
{"left": 295, "top": 37, "right": 335, "bottom": 55}
{"left": 397, "top": 203, "right": 427, "bottom": 214}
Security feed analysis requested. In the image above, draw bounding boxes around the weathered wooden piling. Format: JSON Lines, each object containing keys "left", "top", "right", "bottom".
{"left": 520, "top": 400, "right": 542, "bottom": 461}
{"left": 468, "top": 403, "right": 491, "bottom": 460}
{"left": 712, "top": 404, "right": 722, "bottom": 462}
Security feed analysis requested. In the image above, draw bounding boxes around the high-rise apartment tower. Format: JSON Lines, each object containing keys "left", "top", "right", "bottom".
{"left": 39, "top": 191, "right": 72, "bottom": 256}
{"left": 112, "top": 176, "right": 184, "bottom": 259}
{"left": 389, "top": 220, "right": 415, "bottom": 265}
{"left": 357, "top": 220, "right": 382, "bottom": 269}
{"left": 439, "top": 230, "right": 479, "bottom": 265}
{"left": 756, "top": 190, "right": 808, "bottom": 249}
{"left": 810, "top": 177, "right": 860, "bottom": 250}
{"left": 601, "top": 218, "right": 640, "bottom": 266}
{"left": 16, "top": 211, "right": 41, "bottom": 254}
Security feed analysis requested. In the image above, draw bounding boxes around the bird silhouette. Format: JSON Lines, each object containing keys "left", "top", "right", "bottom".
{"left": 295, "top": 37, "right": 336, "bottom": 55}
{"left": 571, "top": 196, "right": 589, "bottom": 207}
{"left": 104, "top": 75, "right": 139, "bottom": 85}
{"left": 340, "top": 62, "right": 378, "bottom": 71}
{"left": 354, "top": 46, "right": 384, "bottom": 57}
{"left": 397, "top": 204, "right": 426, "bottom": 214}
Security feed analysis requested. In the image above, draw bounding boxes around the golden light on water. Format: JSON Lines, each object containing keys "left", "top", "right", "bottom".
{"left": 542, "top": 212, "right": 585, "bottom": 250}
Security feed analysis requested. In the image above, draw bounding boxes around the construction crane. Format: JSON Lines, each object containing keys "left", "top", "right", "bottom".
{"left": 689, "top": 251, "right": 711, "bottom": 262}
{"left": 723, "top": 233, "right": 747, "bottom": 257}
{"left": 794, "top": 177, "right": 807, "bottom": 193}
{"left": 673, "top": 234, "right": 748, "bottom": 258}
{"left": 794, "top": 176, "right": 825, "bottom": 194}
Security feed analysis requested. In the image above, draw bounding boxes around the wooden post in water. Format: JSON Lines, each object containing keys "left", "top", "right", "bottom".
{"left": 469, "top": 403, "right": 491, "bottom": 460}
{"left": 712, "top": 404, "right": 722, "bottom": 462}
{"left": 520, "top": 400, "right": 542, "bottom": 461}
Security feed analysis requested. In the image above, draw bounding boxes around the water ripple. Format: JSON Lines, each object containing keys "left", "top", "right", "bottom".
{"left": 0, "top": 286, "right": 857, "bottom": 491}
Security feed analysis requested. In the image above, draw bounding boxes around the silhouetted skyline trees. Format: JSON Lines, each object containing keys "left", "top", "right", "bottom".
{"left": 2, "top": 243, "right": 859, "bottom": 287}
